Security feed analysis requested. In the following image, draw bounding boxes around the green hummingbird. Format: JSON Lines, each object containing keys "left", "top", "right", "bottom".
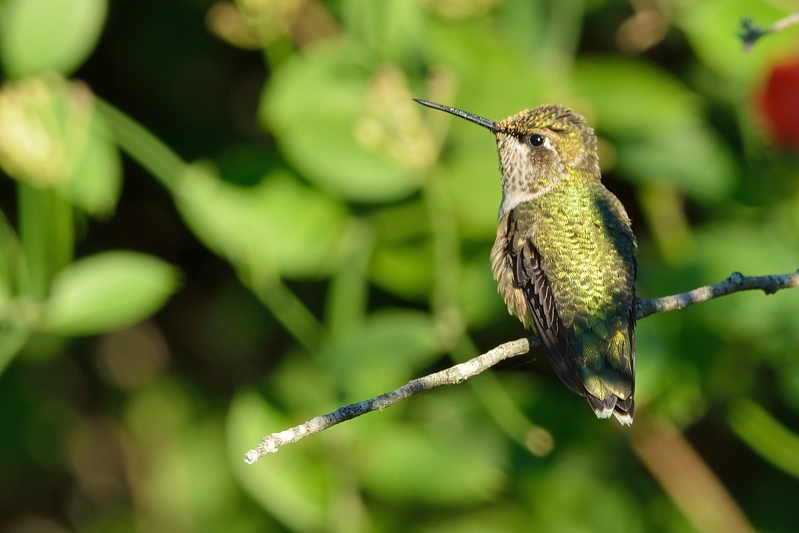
{"left": 416, "top": 99, "right": 638, "bottom": 425}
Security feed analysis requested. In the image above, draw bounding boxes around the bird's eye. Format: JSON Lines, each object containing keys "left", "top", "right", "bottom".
{"left": 528, "top": 134, "right": 546, "bottom": 147}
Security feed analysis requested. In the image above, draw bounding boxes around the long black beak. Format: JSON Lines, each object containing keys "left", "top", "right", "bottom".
{"left": 414, "top": 99, "right": 497, "bottom": 132}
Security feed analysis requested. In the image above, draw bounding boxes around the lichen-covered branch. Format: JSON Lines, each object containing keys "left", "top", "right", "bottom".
{"left": 245, "top": 270, "right": 799, "bottom": 464}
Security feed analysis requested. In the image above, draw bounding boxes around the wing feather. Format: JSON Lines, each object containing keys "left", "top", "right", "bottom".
{"left": 515, "top": 237, "right": 588, "bottom": 398}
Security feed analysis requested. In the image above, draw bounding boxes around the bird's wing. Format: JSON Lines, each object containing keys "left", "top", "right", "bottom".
{"left": 509, "top": 225, "right": 588, "bottom": 398}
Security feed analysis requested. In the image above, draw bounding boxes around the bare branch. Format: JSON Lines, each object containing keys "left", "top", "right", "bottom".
{"left": 636, "top": 270, "right": 799, "bottom": 318}
{"left": 245, "top": 270, "right": 799, "bottom": 464}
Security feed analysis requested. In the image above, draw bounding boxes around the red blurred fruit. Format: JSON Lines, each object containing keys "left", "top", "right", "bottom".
{"left": 759, "top": 56, "right": 799, "bottom": 149}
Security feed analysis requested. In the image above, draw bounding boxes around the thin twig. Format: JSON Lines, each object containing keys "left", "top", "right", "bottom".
{"left": 245, "top": 270, "right": 799, "bottom": 464}
{"left": 739, "top": 12, "right": 799, "bottom": 51}
{"left": 631, "top": 420, "right": 756, "bottom": 533}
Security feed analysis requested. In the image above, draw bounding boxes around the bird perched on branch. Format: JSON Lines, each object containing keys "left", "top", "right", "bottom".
{"left": 416, "top": 99, "right": 638, "bottom": 425}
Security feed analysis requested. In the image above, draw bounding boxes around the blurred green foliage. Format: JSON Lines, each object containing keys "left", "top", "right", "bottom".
{"left": 1, "top": 0, "right": 799, "bottom": 531}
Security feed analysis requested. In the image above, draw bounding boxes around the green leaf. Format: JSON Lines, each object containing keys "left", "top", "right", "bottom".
{"left": 692, "top": 223, "right": 799, "bottom": 343}
{"left": 262, "top": 41, "right": 434, "bottom": 202}
{"left": 0, "top": 324, "right": 29, "bottom": 376}
{"left": 368, "top": 199, "right": 435, "bottom": 299}
{"left": 175, "top": 165, "right": 349, "bottom": 279}
{"left": 357, "top": 424, "right": 506, "bottom": 504}
{"left": 616, "top": 125, "right": 737, "bottom": 201}
{"left": 573, "top": 55, "right": 700, "bottom": 135}
{"left": 458, "top": 255, "right": 507, "bottom": 328}
{"left": 412, "top": 505, "right": 527, "bottom": 533}
{"left": 0, "top": 210, "right": 22, "bottom": 297}
{"left": 0, "top": 0, "right": 107, "bottom": 77}
{"left": 62, "top": 107, "right": 122, "bottom": 216}
{"left": 0, "top": 75, "right": 81, "bottom": 188}
{"left": 42, "top": 251, "right": 181, "bottom": 335}
{"left": 318, "top": 309, "right": 440, "bottom": 398}
{"left": 17, "top": 184, "right": 73, "bottom": 299}
{"left": 440, "top": 150, "right": 501, "bottom": 239}
{"left": 528, "top": 454, "right": 644, "bottom": 532}
{"left": 371, "top": 240, "right": 434, "bottom": 300}
{"left": 0, "top": 75, "right": 121, "bottom": 214}
{"left": 340, "top": 0, "right": 425, "bottom": 63}
{"left": 728, "top": 398, "right": 799, "bottom": 478}
{"left": 676, "top": 0, "right": 798, "bottom": 84}
{"left": 421, "top": 17, "right": 546, "bottom": 119}
{"left": 226, "top": 390, "right": 327, "bottom": 533}
{"left": 572, "top": 56, "right": 737, "bottom": 201}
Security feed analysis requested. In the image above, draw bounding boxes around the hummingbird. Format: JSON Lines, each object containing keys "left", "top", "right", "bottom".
{"left": 416, "top": 99, "right": 638, "bottom": 425}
